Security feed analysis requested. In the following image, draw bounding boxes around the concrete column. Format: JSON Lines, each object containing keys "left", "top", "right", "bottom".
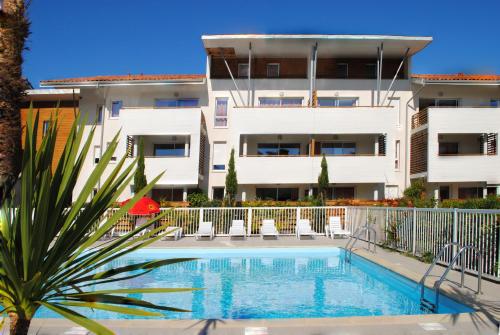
{"left": 483, "top": 187, "right": 488, "bottom": 199}
{"left": 373, "top": 188, "right": 379, "bottom": 201}
{"left": 434, "top": 187, "right": 440, "bottom": 201}
{"left": 182, "top": 187, "right": 188, "bottom": 202}
{"left": 497, "top": 186, "right": 500, "bottom": 196}
{"left": 242, "top": 136, "right": 248, "bottom": 156}
{"left": 241, "top": 191, "right": 247, "bottom": 202}
{"left": 483, "top": 135, "right": 488, "bottom": 155}
{"left": 374, "top": 137, "right": 379, "bottom": 156}
{"left": 184, "top": 141, "right": 190, "bottom": 157}
{"left": 308, "top": 188, "right": 314, "bottom": 197}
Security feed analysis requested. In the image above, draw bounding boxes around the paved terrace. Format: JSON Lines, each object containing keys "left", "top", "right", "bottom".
{"left": 19, "top": 237, "right": 500, "bottom": 335}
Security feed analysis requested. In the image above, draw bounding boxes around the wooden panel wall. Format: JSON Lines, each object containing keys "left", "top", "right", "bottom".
{"left": 316, "top": 58, "right": 407, "bottom": 79}
{"left": 410, "top": 130, "right": 428, "bottom": 175}
{"left": 21, "top": 106, "right": 77, "bottom": 171}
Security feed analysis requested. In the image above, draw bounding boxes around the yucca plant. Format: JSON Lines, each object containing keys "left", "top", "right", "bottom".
{"left": 0, "top": 112, "right": 197, "bottom": 335}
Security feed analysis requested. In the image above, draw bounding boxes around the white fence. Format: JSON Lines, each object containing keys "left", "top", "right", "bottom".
{"left": 104, "top": 206, "right": 500, "bottom": 280}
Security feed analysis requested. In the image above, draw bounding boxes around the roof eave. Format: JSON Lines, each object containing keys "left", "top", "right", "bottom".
{"left": 40, "top": 78, "right": 206, "bottom": 88}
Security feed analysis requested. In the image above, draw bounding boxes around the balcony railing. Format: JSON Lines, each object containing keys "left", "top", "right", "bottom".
{"left": 411, "top": 109, "right": 428, "bottom": 129}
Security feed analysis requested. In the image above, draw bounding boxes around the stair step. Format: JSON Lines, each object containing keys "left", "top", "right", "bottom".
{"left": 420, "top": 298, "right": 436, "bottom": 313}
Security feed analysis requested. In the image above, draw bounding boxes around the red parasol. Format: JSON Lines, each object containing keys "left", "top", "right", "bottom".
{"left": 120, "top": 197, "right": 160, "bottom": 216}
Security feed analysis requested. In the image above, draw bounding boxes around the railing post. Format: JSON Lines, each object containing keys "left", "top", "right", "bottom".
{"left": 199, "top": 208, "right": 204, "bottom": 226}
{"left": 412, "top": 207, "right": 417, "bottom": 255}
{"left": 247, "top": 207, "right": 253, "bottom": 236}
{"left": 296, "top": 207, "right": 301, "bottom": 235}
{"left": 385, "top": 207, "right": 389, "bottom": 241}
{"left": 452, "top": 208, "right": 458, "bottom": 259}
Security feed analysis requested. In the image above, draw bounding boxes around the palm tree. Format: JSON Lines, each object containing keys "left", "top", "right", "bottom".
{"left": 0, "top": 0, "right": 30, "bottom": 206}
{"left": 0, "top": 113, "right": 196, "bottom": 335}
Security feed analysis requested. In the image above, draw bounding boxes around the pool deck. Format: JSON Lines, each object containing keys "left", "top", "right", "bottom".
{"left": 18, "top": 236, "right": 500, "bottom": 334}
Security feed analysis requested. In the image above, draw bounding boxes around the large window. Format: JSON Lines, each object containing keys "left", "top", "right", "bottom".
{"left": 154, "top": 143, "right": 185, "bottom": 157}
{"left": 155, "top": 99, "right": 199, "bottom": 107}
{"left": 439, "top": 142, "right": 459, "bottom": 155}
{"left": 420, "top": 99, "right": 459, "bottom": 109}
{"left": 259, "top": 97, "right": 303, "bottom": 107}
{"left": 215, "top": 98, "right": 228, "bottom": 127}
{"left": 257, "top": 143, "right": 300, "bottom": 156}
{"left": 96, "top": 105, "right": 104, "bottom": 124}
{"left": 319, "top": 142, "right": 356, "bottom": 155}
{"left": 212, "top": 142, "right": 227, "bottom": 170}
{"left": 491, "top": 99, "right": 500, "bottom": 107}
{"left": 212, "top": 187, "right": 225, "bottom": 200}
{"left": 458, "top": 187, "right": 483, "bottom": 199}
{"left": 365, "top": 64, "right": 377, "bottom": 79}
{"left": 111, "top": 101, "right": 122, "bottom": 118}
{"left": 152, "top": 188, "right": 184, "bottom": 202}
{"left": 256, "top": 188, "right": 299, "bottom": 201}
{"left": 267, "top": 63, "right": 280, "bottom": 78}
{"left": 317, "top": 97, "right": 358, "bottom": 107}
{"left": 313, "top": 187, "right": 355, "bottom": 200}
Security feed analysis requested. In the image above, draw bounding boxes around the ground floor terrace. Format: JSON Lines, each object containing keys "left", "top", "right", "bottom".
{"left": 22, "top": 238, "right": 500, "bottom": 335}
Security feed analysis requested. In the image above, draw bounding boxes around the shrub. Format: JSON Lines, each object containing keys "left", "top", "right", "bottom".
{"left": 187, "top": 191, "right": 210, "bottom": 207}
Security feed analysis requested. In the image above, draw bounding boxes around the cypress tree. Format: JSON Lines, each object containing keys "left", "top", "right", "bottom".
{"left": 225, "top": 148, "right": 238, "bottom": 205}
{"left": 318, "top": 154, "right": 330, "bottom": 204}
{"left": 133, "top": 137, "right": 147, "bottom": 193}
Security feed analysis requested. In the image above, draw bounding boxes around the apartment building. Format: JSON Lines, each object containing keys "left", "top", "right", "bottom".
{"left": 31, "top": 34, "right": 500, "bottom": 202}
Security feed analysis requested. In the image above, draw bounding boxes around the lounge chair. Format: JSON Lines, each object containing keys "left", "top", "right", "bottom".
{"left": 325, "top": 216, "right": 351, "bottom": 239}
{"left": 229, "top": 220, "right": 246, "bottom": 239}
{"left": 162, "top": 226, "right": 183, "bottom": 241}
{"left": 260, "top": 219, "right": 278, "bottom": 239}
{"left": 195, "top": 221, "right": 214, "bottom": 240}
{"left": 296, "top": 219, "right": 316, "bottom": 239}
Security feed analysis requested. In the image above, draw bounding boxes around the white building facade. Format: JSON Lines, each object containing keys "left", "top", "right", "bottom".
{"left": 35, "top": 34, "right": 500, "bottom": 202}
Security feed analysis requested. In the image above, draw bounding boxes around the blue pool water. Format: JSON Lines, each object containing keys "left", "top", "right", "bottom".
{"left": 36, "top": 248, "right": 472, "bottom": 319}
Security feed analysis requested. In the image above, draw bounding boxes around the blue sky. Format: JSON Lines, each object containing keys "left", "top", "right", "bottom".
{"left": 24, "top": 0, "right": 500, "bottom": 87}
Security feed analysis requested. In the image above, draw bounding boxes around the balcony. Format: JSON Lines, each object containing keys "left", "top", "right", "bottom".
{"left": 230, "top": 106, "right": 397, "bottom": 135}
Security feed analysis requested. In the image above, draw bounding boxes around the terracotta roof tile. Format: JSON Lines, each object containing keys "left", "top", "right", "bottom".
{"left": 412, "top": 73, "right": 500, "bottom": 81}
{"left": 42, "top": 74, "right": 206, "bottom": 84}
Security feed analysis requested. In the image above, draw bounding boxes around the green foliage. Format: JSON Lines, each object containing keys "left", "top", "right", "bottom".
{"left": 225, "top": 148, "right": 238, "bottom": 206}
{"left": 187, "top": 191, "right": 210, "bottom": 207}
{"left": 440, "top": 195, "right": 500, "bottom": 209}
{"left": 401, "top": 179, "right": 436, "bottom": 208}
{"left": 133, "top": 136, "right": 147, "bottom": 193}
{"left": 421, "top": 252, "right": 435, "bottom": 264}
{"left": 403, "top": 179, "right": 426, "bottom": 199}
{"left": 317, "top": 155, "right": 330, "bottom": 204}
{"left": 0, "top": 112, "right": 195, "bottom": 334}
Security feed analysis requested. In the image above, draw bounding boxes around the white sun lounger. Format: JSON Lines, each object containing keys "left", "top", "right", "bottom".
{"left": 195, "top": 221, "right": 214, "bottom": 240}
{"left": 229, "top": 220, "right": 246, "bottom": 239}
{"left": 162, "top": 226, "right": 183, "bottom": 240}
{"left": 260, "top": 219, "right": 279, "bottom": 239}
{"left": 326, "top": 216, "right": 351, "bottom": 239}
{"left": 296, "top": 219, "right": 316, "bottom": 239}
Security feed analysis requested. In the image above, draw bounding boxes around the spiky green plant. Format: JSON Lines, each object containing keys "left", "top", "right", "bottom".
{"left": 0, "top": 112, "right": 197, "bottom": 335}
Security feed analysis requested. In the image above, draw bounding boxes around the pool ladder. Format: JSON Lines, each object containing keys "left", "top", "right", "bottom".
{"left": 345, "top": 225, "right": 377, "bottom": 263}
{"left": 419, "top": 243, "right": 482, "bottom": 313}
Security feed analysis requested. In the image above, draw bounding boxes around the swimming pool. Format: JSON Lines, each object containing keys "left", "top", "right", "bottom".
{"left": 35, "top": 247, "right": 472, "bottom": 319}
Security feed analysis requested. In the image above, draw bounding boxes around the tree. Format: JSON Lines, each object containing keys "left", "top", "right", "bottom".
{"left": 133, "top": 136, "right": 147, "bottom": 193}
{"left": 0, "top": 0, "right": 30, "bottom": 206}
{"left": 317, "top": 154, "right": 330, "bottom": 204}
{"left": 224, "top": 148, "right": 238, "bottom": 205}
{"left": 0, "top": 113, "right": 195, "bottom": 335}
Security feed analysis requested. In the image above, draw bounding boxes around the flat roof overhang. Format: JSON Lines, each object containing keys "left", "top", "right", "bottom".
{"left": 202, "top": 34, "right": 433, "bottom": 58}
{"left": 25, "top": 88, "right": 80, "bottom": 101}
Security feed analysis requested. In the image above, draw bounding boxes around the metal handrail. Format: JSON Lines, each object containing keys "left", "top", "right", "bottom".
{"left": 434, "top": 245, "right": 482, "bottom": 310}
{"left": 346, "top": 225, "right": 377, "bottom": 262}
{"left": 420, "top": 242, "right": 462, "bottom": 300}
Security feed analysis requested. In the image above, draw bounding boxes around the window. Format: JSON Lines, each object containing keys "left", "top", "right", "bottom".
{"left": 395, "top": 140, "right": 401, "bottom": 170}
{"left": 313, "top": 187, "right": 355, "bottom": 200}
{"left": 238, "top": 63, "right": 249, "bottom": 78}
{"left": 212, "top": 187, "right": 225, "bottom": 200}
{"left": 152, "top": 188, "right": 184, "bottom": 202}
{"left": 437, "top": 99, "right": 459, "bottom": 107}
{"left": 155, "top": 99, "right": 199, "bottom": 107}
{"left": 154, "top": 143, "right": 185, "bottom": 157}
{"left": 93, "top": 145, "right": 100, "bottom": 164}
{"left": 267, "top": 63, "right": 280, "bottom": 78}
{"left": 257, "top": 143, "right": 300, "bottom": 156}
{"left": 317, "top": 97, "right": 358, "bottom": 107}
{"left": 336, "top": 63, "right": 348, "bottom": 79}
{"left": 487, "top": 187, "right": 498, "bottom": 196}
{"left": 42, "top": 120, "right": 50, "bottom": 136}
{"left": 439, "top": 142, "right": 459, "bottom": 155}
{"left": 458, "top": 187, "right": 483, "bottom": 199}
{"left": 259, "top": 97, "right": 303, "bottom": 107}
{"left": 365, "top": 63, "right": 377, "bottom": 79}
{"left": 491, "top": 99, "right": 500, "bottom": 107}
{"left": 212, "top": 142, "right": 227, "bottom": 170}
{"left": 215, "top": 98, "right": 228, "bottom": 127}
{"left": 110, "top": 101, "right": 122, "bottom": 118}
{"left": 319, "top": 142, "right": 356, "bottom": 155}
{"left": 106, "top": 142, "right": 117, "bottom": 162}
{"left": 96, "top": 105, "right": 104, "bottom": 124}
{"left": 256, "top": 188, "right": 299, "bottom": 201}
{"left": 439, "top": 186, "right": 450, "bottom": 200}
